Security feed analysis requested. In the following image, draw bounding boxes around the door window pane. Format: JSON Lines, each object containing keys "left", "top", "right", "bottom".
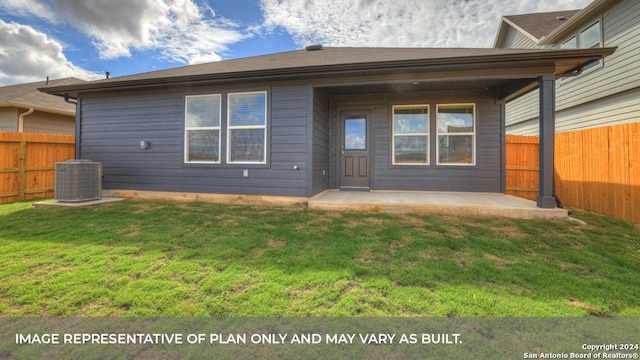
{"left": 345, "top": 117, "right": 366, "bottom": 150}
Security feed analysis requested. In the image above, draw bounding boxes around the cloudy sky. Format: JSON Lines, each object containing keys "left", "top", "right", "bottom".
{"left": 0, "top": 0, "right": 592, "bottom": 86}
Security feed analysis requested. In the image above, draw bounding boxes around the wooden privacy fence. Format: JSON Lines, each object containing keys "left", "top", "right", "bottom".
{"left": 505, "top": 135, "right": 539, "bottom": 201}
{"left": 506, "top": 123, "right": 640, "bottom": 223}
{"left": 0, "top": 131, "right": 75, "bottom": 204}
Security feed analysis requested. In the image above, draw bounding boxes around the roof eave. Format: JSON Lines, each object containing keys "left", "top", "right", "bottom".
{"left": 39, "top": 48, "right": 617, "bottom": 99}
{"left": 0, "top": 101, "right": 75, "bottom": 116}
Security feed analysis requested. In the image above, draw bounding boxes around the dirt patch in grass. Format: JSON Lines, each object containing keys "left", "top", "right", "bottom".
{"left": 568, "top": 299, "right": 607, "bottom": 316}
{"left": 118, "top": 223, "right": 141, "bottom": 238}
{"left": 491, "top": 225, "right": 528, "bottom": 240}
{"left": 268, "top": 239, "right": 286, "bottom": 248}
{"left": 131, "top": 203, "right": 165, "bottom": 214}
{"left": 446, "top": 228, "right": 467, "bottom": 238}
{"left": 482, "top": 253, "right": 513, "bottom": 268}
{"left": 388, "top": 237, "right": 413, "bottom": 253}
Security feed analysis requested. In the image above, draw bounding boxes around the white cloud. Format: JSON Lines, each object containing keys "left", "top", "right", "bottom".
{"left": 0, "top": 20, "right": 102, "bottom": 86}
{"left": 0, "top": 0, "right": 249, "bottom": 64}
{"left": 260, "top": 0, "right": 594, "bottom": 48}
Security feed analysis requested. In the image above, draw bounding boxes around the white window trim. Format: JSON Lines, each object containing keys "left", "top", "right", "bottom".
{"left": 227, "top": 91, "right": 268, "bottom": 164}
{"left": 579, "top": 19, "right": 603, "bottom": 73}
{"left": 559, "top": 18, "right": 603, "bottom": 79}
{"left": 184, "top": 94, "right": 222, "bottom": 164}
{"left": 436, "top": 103, "right": 476, "bottom": 166}
{"left": 392, "top": 104, "right": 429, "bottom": 165}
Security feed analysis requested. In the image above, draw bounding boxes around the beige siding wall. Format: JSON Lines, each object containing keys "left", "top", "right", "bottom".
{"left": 556, "top": 0, "right": 640, "bottom": 110}
{"left": 500, "top": 26, "right": 538, "bottom": 48}
{"left": 556, "top": 87, "right": 640, "bottom": 132}
{"left": 0, "top": 108, "right": 18, "bottom": 131}
{"left": 505, "top": 0, "right": 640, "bottom": 134}
{"left": 23, "top": 111, "right": 75, "bottom": 135}
{"left": 507, "top": 87, "right": 640, "bottom": 135}
{"left": 505, "top": 89, "right": 539, "bottom": 129}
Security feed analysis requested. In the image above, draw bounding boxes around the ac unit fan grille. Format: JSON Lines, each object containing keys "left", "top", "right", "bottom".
{"left": 55, "top": 160, "right": 102, "bottom": 202}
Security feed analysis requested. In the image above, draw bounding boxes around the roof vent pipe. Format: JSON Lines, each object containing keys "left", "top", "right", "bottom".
{"left": 556, "top": 16, "right": 567, "bottom": 21}
{"left": 105, "top": 71, "right": 110, "bottom": 79}
{"left": 305, "top": 44, "right": 324, "bottom": 51}
{"left": 45, "top": 76, "right": 49, "bottom": 85}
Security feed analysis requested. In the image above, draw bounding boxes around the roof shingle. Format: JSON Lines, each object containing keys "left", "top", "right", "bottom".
{"left": 1, "top": 77, "right": 84, "bottom": 114}
{"left": 504, "top": 10, "right": 581, "bottom": 40}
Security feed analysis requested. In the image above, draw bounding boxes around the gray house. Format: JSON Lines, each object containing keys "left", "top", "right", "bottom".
{"left": 41, "top": 46, "right": 613, "bottom": 208}
{"left": 495, "top": 0, "right": 639, "bottom": 134}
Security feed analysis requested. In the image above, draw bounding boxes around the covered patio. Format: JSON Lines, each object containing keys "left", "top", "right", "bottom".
{"left": 309, "top": 190, "right": 569, "bottom": 219}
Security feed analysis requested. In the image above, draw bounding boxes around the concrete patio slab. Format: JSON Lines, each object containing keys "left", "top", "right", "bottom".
{"left": 35, "top": 197, "right": 125, "bottom": 208}
{"left": 308, "top": 190, "right": 568, "bottom": 220}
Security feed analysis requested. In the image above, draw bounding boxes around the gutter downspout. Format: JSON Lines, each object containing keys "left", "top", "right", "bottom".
{"left": 65, "top": 97, "right": 80, "bottom": 159}
{"left": 18, "top": 108, "right": 34, "bottom": 132}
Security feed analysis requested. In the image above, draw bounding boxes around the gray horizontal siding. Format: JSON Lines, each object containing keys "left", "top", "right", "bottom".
{"left": 312, "top": 88, "right": 330, "bottom": 195}
{"left": 79, "top": 85, "right": 311, "bottom": 197}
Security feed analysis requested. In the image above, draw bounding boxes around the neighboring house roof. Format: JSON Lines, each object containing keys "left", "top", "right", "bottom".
{"left": 538, "top": 0, "right": 620, "bottom": 45}
{"left": 494, "top": 0, "right": 622, "bottom": 47}
{"left": 1, "top": 77, "right": 84, "bottom": 116}
{"left": 495, "top": 10, "right": 582, "bottom": 46}
{"left": 40, "top": 47, "right": 615, "bottom": 99}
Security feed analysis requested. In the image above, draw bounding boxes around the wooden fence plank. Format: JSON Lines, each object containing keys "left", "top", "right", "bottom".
{"left": 0, "top": 131, "right": 75, "bottom": 204}
{"left": 505, "top": 135, "right": 539, "bottom": 200}
{"left": 508, "top": 123, "right": 640, "bottom": 223}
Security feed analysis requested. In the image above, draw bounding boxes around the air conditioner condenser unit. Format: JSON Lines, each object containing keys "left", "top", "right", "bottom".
{"left": 54, "top": 160, "right": 102, "bottom": 202}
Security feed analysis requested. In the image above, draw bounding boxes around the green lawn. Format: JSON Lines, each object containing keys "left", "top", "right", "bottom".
{"left": 0, "top": 200, "right": 638, "bottom": 317}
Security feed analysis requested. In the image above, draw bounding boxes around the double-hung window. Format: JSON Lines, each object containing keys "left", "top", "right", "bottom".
{"left": 437, "top": 104, "right": 475, "bottom": 165}
{"left": 392, "top": 105, "right": 429, "bottom": 165}
{"left": 185, "top": 91, "right": 267, "bottom": 164}
{"left": 185, "top": 94, "right": 221, "bottom": 163}
{"left": 228, "top": 92, "right": 267, "bottom": 163}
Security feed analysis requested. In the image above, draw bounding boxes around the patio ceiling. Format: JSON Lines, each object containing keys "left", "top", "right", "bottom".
{"left": 321, "top": 78, "right": 514, "bottom": 96}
